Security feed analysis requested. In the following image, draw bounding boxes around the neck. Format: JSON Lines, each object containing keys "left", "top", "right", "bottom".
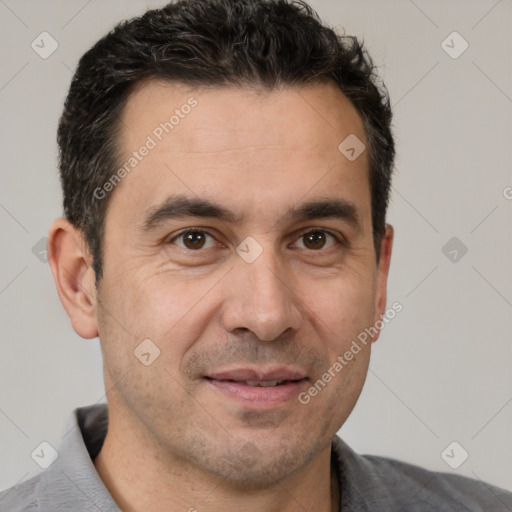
{"left": 93, "top": 409, "right": 340, "bottom": 512}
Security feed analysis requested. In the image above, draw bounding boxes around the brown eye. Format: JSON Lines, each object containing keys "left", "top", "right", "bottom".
{"left": 171, "top": 230, "right": 216, "bottom": 250}
{"left": 295, "top": 230, "right": 338, "bottom": 251}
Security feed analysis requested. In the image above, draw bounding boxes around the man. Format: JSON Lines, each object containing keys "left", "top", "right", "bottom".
{"left": 1, "top": 0, "right": 510, "bottom": 511}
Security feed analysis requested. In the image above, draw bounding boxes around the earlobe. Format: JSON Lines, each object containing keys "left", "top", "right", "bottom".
{"left": 371, "top": 223, "right": 394, "bottom": 342}
{"left": 47, "top": 218, "right": 99, "bottom": 339}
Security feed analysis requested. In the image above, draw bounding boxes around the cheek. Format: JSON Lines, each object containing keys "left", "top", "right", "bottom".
{"left": 297, "top": 271, "right": 375, "bottom": 411}
{"left": 96, "top": 272, "right": 203, "bottom": 417}
{"left": 119, "top": 272, "right": 222, "bottom": 376}
{"left": 105, "top": 267, "right": 209, "bottom": 335}
{"left": 301, "top": 271, "right": 376, "bottom": 349}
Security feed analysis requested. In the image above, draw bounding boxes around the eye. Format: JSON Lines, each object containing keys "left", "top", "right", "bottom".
{"left": 169, "top": 230, "right": 218, "bottom": 250}
{"left": 167, "top": 228, "right": 342, "bottom": 253}
{"left": 293, "top": 229, "right": 340, "bottom": 251}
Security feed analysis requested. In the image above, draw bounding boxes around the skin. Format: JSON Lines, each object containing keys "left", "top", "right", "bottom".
{"left": 48, "top": 80, "right": 393, "bottom": 512}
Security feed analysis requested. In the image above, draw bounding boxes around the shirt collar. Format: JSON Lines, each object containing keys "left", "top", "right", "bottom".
{"left": 36, "top": 404, "right": 120, "bottom": 511}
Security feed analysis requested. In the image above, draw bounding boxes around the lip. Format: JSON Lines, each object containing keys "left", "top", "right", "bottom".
{"left": 204, "top": 367, "right": 309, "bottom": 409}
{"left": 206, "top": 367, "right": 308, "bottom": 382}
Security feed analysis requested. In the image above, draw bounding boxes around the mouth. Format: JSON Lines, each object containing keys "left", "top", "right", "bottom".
{"left": 203, "top": 368, "right": 309, "bottom": 408}
{"left": 205, "top": 378, "right": 302, "bottom": 387}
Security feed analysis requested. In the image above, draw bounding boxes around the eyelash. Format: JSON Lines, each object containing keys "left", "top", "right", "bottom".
{"left": 167, "top": 228, "right": 345, "bottom": 252}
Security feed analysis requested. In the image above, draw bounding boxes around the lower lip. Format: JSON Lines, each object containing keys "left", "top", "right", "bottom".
{"left": 205, "top": 378, "right": 308, "bottom": 408}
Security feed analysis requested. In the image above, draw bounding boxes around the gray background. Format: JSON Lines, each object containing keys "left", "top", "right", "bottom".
{"left": 1, "top": 0, "right": 511, "bottom": 493}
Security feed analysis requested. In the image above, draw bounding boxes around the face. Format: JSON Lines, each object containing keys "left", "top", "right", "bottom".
{"left": 92, "top": 80, "right": 392, "bottom": 486}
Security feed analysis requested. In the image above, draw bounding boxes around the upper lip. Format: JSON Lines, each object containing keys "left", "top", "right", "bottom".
{"left": 205, "top": 367, "right": 308, "bottom": 382}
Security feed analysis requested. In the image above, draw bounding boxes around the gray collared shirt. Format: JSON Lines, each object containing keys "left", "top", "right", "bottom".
{"left": 1, "top": 404, "right": 510, "bottom": 511}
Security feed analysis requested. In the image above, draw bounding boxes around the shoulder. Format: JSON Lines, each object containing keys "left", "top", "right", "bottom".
{"left": 332, "top": 436, "right": 512, "bottom": 511}
{"left": 0, "top": 474, "right": 40, "bottom": 512}
{"left": 0, "top": 403, "right": 112, "bottom": 512}
{"left": 363, "top": 453, "right": 510, "bottom": 511}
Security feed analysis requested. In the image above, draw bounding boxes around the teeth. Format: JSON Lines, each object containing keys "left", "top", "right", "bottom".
{"left": 244, "top": 380, "right": 285, "bottom": 387}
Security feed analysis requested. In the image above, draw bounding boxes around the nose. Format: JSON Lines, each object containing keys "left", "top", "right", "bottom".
{"left": 220, "top": 247, "right": 303, "bottom": 342}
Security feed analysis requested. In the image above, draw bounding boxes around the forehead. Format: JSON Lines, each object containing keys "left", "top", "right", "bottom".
{"left": 110, "top": 80, "right": 370, "bottom": 229}
{"left": 121, "top": 79, "right": 365, "bottom": 151}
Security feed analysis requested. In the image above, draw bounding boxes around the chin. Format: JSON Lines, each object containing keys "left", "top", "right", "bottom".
{"left": 201, "top": 436, "right": 320, "bottom": 489}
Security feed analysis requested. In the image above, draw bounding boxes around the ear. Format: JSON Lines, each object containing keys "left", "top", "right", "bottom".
{"left": 371, "top": 223, "right": 394, "bottom": 342}
{"left": 47, "top": 218, "right": 99, "bottom": 339}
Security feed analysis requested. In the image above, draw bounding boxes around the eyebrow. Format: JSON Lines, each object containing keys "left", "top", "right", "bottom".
{"left": 140, "top": 193, "right": 361, "bottom": 232}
